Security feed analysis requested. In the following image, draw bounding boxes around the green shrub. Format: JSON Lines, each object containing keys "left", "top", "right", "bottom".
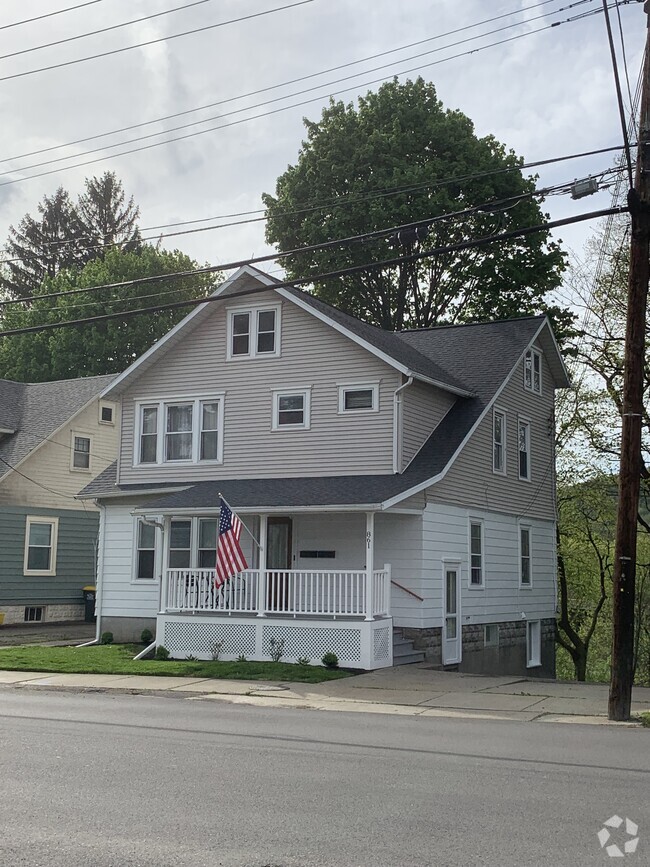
{"left": 155, "top": 645, "right": 170, "bottom": 661}
{"left": 100, "top": 631, "right": 114, "bottom": 645}
{"left": 140, "top": 628, "right": 153, "bottom": 645}
{"left": 237, "top": 654, "right": 248, "bottom": 663}
{"left": 297, "top": 657, "right": 310, "bottom": 666}
{"left": 321, "top": 652, "right": 338, "bottom": 668}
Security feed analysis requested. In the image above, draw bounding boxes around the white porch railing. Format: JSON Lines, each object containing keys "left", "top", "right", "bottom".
{"left": 164, "top": 565, "right": 391, "bottom": 620}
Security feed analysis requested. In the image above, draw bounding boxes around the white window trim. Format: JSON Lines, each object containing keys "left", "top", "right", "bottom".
{"left": 518, "top": 416, "right": 531, "bottom": 481}
{"left": 99, "top": 400, "right": 116, "bottom": 425}
{"left": 133, "top": 394, "right": 225, "bottom": 466}
{"left": 24, "top": 516, "right": 59, "bottom": 577}
{"left": 131, "top": 517, "right": 161, "bottom": 584}
{"left": 526, "top": 620, "right": 542, "bottom": 667}
{"left": 70, "top": 431, "right": 92, "bottom": 473}
{"left": 337, "top": 382, "right": 379, "bottom": 414}
{"left": 492, "top": 407, "right": 507, "bottom": 476}
{"left": 272, "top": 388, "right": 311, "bottom": 431}
{"left": 519, "top": 523, "right": 533, "bottom": 589}
{"left": 524, "top": 348, "right": 543, "bottom": 395}
{"left": 166, "top": 516, "right": 219, "bottom": 569}
{"left": 226, "top": 302, "right": 282, "bottom": 361}
{"left": 468, "top": 518, "right": 484, "bottom": 589}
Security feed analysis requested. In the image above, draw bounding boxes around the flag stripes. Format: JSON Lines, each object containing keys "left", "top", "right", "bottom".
{"left": 216, "top": 497, "right": 248, "bottom": 588}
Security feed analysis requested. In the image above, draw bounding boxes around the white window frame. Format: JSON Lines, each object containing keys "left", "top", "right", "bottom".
{"left": 468, "top": 518, "right": 484, "bottom": 588}
{"left": 492, "top": 408, "right": 507, "bottom": 475}
{"left": 338, "top": 382, "right": 379, "bottom": 414}
{"left": 132, "top": 517, "right": 160, "bottom": 584}
{"left": 164, "top": 517, "right": 219, "bottom": 569}
{"left": 134, "top": 394, "right": 224, "bottom": 466}
{"left": 70, "top": 432, "right": 92, "bottom": 472}
{"left": 524, "top": 348, "right": 542, "bottom": 395}
{"left": 526, "top": 620, "right": 541, "bottom": 667}
{"left": 226, "top": 302, "right": 281, "bottom": 361}
{"left": 518, "top": 417, "right": 531, "bottom": 481}
{"left": 23, "top": 516, "right": 59, "bottom": 577}
{"left": 272, "top": 388, "right": 311, "bottom": 431}
{"left": 99, "top": 401, "right": 115, "bottom": 425}
{"left": 519, "top": 523, "right": 532, "bottom": 588}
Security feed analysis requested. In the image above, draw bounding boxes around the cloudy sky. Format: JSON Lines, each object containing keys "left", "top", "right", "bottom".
{"left": 0, "top": 0, "right": 644, "bottom": 284}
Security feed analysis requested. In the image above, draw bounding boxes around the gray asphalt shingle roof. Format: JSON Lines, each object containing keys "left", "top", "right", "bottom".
{"left": 0, "top": 374, "right": 116, "bottom": 478}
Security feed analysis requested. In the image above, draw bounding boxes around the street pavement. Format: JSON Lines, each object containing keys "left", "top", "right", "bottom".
{"left": 2, "top": 662, "right": 650, "bottom": 724}
{"left": 0, "top": 689, "right": 648, "bottom": 866}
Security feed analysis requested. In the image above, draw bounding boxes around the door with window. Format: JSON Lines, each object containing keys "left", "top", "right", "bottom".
{"left": 442, "top": 563, "right": 462, "bottom": 664}
{"left": 266, "top": 517, "right": 292, "bottom": 611}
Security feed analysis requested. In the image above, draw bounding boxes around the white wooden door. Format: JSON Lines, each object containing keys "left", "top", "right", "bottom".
{"left": 442, "top": 564, "right": 462, "bottom": 665}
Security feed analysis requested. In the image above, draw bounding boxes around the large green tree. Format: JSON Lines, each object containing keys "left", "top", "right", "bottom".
{"left": 263, "top": 78, "right": 569, "bottom": 333}
{"left": 0, "top": 246, "right": 219, "bottom": 381}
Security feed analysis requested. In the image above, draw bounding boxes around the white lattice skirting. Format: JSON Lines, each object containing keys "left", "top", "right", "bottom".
{"left": 158, "top": 614, "right": 393, "bottom": 669}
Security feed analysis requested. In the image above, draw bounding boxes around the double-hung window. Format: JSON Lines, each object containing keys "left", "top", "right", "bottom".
{"left": 228, "top": 305, "right": 280, "bottom": 359}
{"left": 493, "top": 409, "right": 506, "bottom": 474}
{"left": 518, "top": 418, "right": 531, "bottom": 480}
{"left": 524, "top": 348, "right": 542, "bottom": 394}
{"left": 169, "top": 520, "right": 192, "bottom": 568}
{"left": 71, "top": 433, "right": 91, "bottom": 470}
{"left": 24, "top": 517, "right": 58, "bottom": 576}
{"left": 272, "top": 389, "right": 311, "bottom": 430}
{"left": 520, "top": 525, "right": 532, "bottom": 587}
{"left": 469, "top": 520, "right": 484, "bottom": 587}
{"left": 136, "top": 396, "right": 223, "bottom": 465}
{"left": 135, "top": 520, "right": 156, "bottom": 581}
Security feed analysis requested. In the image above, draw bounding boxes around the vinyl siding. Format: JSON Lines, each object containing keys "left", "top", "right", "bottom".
{"left": 428, "top": 345, "right": 556, "bottom": 521}
{"left": 0, "top": 505, "right": 99, "bottom": 606}
{"left": 376, "top": 512, "right": 425, "bottom": 629}
{"left": 118, "top": 290, "right": 401, "bottom": 484}
{"left": 0, "top": 397, "right": 119, "bottom": 510}
{"left": 401, "top": 381, "right": 455, "bottom": 469}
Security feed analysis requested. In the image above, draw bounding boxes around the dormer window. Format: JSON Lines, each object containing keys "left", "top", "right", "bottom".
{"left": 227, "top": 304, "right": 280, "bottom": 359}
{"left": 524, "top": 348, "right": 542, "bottom": 394}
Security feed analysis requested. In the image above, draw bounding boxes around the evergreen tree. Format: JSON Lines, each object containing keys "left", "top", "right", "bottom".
{"left": 77, "top": 171, "right": 141, "bottom": 258}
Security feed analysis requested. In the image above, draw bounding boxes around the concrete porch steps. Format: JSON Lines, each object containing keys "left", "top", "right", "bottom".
{"left": 393, "top": 631, "right": 426, "bottom": 666}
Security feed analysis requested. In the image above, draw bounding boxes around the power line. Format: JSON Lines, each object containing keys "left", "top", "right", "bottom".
{"left": 0, "top": 206, "right": 627, "bottom": 338}
{"left": 601, "top": 0, "right": 635, "bottom": 187}
{"left": 0, "top": 1, "right": 105, "bottom": 32}
{"left": 615, "top": 0, "right": 636, "bottom": 120}
{"left": 0, "top": 8, "right": 605, "bottom": 188}
{"left": 0, "top": 454, "right": 78, "bottom": 500}
{"left": 0, "top": 0, "right": 315, "bottom": 84}
{"left": 0, "top": 0, "right": 220, "bottom": 62}
{"left": 0, "top": 0, "right": 581, "bottom": 166}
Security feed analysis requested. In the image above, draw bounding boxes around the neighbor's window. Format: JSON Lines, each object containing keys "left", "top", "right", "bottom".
{"left": 518, "top": 419, "right": 531, "bottom": 480}
{"left": 339, "top": 383, "right": 379, "bottom": 413}
{"left": 99, "top": 402, "right": 114, "bottom": 424}
{"left": 493, "top": 409, "right": 506, "bottom": 474}
{"left": 469, "top": 521, "right": 484, "bottom": 587}
{"left": 520, "top": 525, "right": 532, "bottom": 587}
{"left": 136, "top": 520, "right": 156, "bottom": 581}
{"left": 165, "top": 403, "right": 193, "bottom": 462}
{"left": 228, "top": 305, "right": 280, "bottom": 359}
{"left": 24, "top": 517, "right": 58, "bottom": 576}
{"left": 273, "top": 390, "right": 310, "bottom": 429}
{"left": 527, "top": 620, "right": 541, "bottom": 667}
{"left": 169, "top": 520, "right": 191, "bottom": 569}
{"left": 524, "top": 349, "right": 542, "bottom": 394}
{"left": 71, "top": 434, "right": 91, "bottom": 470}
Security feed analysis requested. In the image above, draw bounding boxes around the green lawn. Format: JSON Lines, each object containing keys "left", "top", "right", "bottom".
{"left": 0, "top": 644, "right": 351, "bottom": 682}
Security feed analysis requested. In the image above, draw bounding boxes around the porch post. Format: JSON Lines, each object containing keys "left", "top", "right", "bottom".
{"left": 364, "top": 511, "right": 375, "bottom": 621}
{"left": 257, "top": 514, "right": 268, "bottom": 618}
{"left": 159, "top": 516, "right": 171, "bottom": 613}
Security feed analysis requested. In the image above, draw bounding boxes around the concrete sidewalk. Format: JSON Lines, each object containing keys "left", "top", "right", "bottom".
{"left": 2, "top": 662, "right": 650, "bottom": 725}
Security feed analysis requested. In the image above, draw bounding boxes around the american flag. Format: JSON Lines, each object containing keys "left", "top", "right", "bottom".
{"left": 216, "top": 497, "right": 248, "bottom": 588}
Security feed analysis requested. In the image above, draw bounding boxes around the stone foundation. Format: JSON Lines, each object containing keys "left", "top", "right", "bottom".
{"left": 0, "top": 603, "right": 84, "bottom": 625}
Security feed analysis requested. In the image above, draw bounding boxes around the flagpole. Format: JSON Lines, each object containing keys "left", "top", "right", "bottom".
{"left": 218, "top": 492, "right": 262, "bottom": 550}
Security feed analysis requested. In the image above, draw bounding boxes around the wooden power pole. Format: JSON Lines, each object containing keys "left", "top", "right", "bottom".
{"left": 608, "top": 2, "right": 650, "bottom": 721}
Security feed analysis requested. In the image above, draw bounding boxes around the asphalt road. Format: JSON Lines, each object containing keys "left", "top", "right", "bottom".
{"left": 0, "top": 689, "right": 648, "bottom": 867}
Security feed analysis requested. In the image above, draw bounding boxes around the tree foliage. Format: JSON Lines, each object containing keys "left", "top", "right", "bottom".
{"left": 77, "top": 172, "right": 141, "bottom": 257}
{"left": 0, "top": 246, "right": 219, "bottom": 381}
{"left": 264, "top": 78, "right": 570, "bottom": 334}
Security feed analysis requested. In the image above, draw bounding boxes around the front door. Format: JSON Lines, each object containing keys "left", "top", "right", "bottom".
{"left": 442, "top": 564, "right": 462, "bottom": 665}
{"left": 266, "top": 517, "right": 292, "bottom": 611}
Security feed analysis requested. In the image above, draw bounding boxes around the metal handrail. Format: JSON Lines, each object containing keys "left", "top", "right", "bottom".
{"left": 390, "top": 579, "right": 424, "bottom": 602}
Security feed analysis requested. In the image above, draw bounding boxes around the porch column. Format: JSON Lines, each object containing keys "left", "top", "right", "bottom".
{"left": 364, "top": 511, "right": 375, "bottom": 621}
{"left": 159, "top": 516, "right": 171, "bottom": 613}
{"left": 257, "top": 514, "right": 268, "bottom": 618}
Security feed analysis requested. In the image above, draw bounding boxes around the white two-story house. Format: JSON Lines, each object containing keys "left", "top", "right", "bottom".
{"left": 80, "top": 265, "right": 569, "bottom": 673}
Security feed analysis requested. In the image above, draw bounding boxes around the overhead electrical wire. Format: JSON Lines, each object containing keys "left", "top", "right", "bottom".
{"left": 601, "top": 0, "right": 634, "bottom": 187}
{"left": 0, "top": 206, "right": 627, "bottom": 338}
{"left": 0, "top": 1, "right": 105, "bottom": 32}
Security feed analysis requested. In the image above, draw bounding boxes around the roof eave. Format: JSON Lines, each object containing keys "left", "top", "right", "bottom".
{"left": 77, "top": 484, "right": 192, "bottom": 501}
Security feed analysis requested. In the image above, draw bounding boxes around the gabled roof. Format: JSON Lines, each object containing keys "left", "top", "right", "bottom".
{"left": 0, "top": 374, "right": 116, "bottom": 480}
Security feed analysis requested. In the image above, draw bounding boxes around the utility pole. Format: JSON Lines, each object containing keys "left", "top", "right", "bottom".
{"left": 608, "top": 2, "right": 650, "bottom": 721}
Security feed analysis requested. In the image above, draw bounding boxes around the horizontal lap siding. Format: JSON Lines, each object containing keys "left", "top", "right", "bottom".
{"left": 0, "top": 506, "right": 99, "bottom": 605}
{"left": 118, "top": 290, "right": 400, "bottom": 483}
{"left": 375, "top": 512, "right": 425, "bottom": 629}
{"left": 401, "top": 381, "right": 455, "bottom": 469}
{"left": 429, "top": 347, "right": 556, "bottom": 521}
{"left": 101, "top": 504, "right": 159, "bottom": 618}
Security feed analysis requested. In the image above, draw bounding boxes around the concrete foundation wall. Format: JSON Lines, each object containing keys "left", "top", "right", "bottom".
{"left": 100, "top": 615, "right": 157, "bottom": 643}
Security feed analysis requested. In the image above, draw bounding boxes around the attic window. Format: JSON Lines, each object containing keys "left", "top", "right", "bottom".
{"left": 99, "top": 403, "right": 114, "bottom": 424}
{"left": 524, "top": 349, "right": 542, "bottom": 394}
{"left": 227, "top": 304, "right": 281, "bottom": 359}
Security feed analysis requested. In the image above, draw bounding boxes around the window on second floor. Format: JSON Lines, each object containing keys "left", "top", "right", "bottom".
{"left": 524, "top": 348, "right": 542, "bottom": 394}
{"left": 136, "top": 397, "right": 224, "bottom": 465}
{"left": 338, "top": 383, "right": 379, "bottom": 413}
{"left": 71, "top": 433, "right": 91, "bottom": 471}
{"left": 227, "top": 305, "right": 280, "bottom": 359}
{"left": 272, "top": 389, "right": 311, "bottom": 430}
{"left": 518, "top": 418, "right": 531, "bottom": 480}
{"left": 493, "top": 409, "right": 506, "bottom": 475}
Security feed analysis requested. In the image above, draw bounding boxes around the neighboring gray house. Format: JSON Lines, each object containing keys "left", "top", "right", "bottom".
{"left": 80, "top": 265, "right": 569, "bottom": 674}
{"left": 0, "top": 375, "right": 118, "bottom": 624}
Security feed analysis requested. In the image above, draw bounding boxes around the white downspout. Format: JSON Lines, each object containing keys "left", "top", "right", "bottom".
{"left": 77, "top": 500, "right": 107, "bottom": 647}
{"left": 393, "top": 375, "right": 414, "bottom": 473}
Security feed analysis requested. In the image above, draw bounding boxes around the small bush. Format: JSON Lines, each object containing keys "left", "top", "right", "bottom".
{"left": 321, "top": 652, "right": 339, "bottom": 669}
{"left": 155, "top": 645, "right": 170, "bottom": 661}
{"left": 100, "top": 631, "right": 114, "bottom": 645}
{"left": 185, "top": 654, "right": 198, "bottom": 662}
{"left": 297, "top": 657, "right": 310, "bottom": 666}
{"left": 237, "top": 654, "right": 248, "bottom": 663}
{"left": 268, "top": 637, "right": 285, "bottom": 663}
{"left": 140, "top": 628, "right": 153, "bottom": 645}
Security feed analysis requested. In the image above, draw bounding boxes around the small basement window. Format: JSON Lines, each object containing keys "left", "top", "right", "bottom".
{"left": 24, "top": 606, "right": 44, "bottom": 622}
{"left": 484, "top": 624, "right": 499, "bottom": 647}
